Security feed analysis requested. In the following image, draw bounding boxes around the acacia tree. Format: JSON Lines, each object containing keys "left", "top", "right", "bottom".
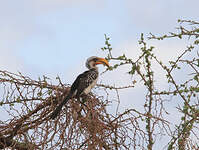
{"left": 0, "top": 20, "right": 198, "bottom": 150}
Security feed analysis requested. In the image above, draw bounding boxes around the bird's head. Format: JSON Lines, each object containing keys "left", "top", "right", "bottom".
{"left": 86, "top": 56, "right": 109, "bottom": 69}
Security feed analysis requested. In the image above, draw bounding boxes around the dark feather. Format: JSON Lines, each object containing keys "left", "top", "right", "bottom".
{"left": 50, "top": 68, "right": 98, "bottom": 119}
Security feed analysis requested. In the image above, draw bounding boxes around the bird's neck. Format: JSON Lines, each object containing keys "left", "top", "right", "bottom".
{"left": 89, "top": 66, "right": 98, "bottom": 71}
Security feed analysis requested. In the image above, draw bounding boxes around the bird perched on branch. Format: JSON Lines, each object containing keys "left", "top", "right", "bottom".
{"left": 50, "top": 56, "right": 109, "bottom": 119}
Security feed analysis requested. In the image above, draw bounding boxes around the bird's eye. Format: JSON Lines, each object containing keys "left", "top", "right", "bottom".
{"left": 93, "top": 58, "right": 98, "bottom": 62}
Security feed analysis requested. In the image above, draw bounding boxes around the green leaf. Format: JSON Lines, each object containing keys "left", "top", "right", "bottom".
{"left": 197, "top": 59, "right": 199, "bottom": 67}
{"left": 194, "top": 75, "right": 198, "bottom": 81}
{"left": 195, "top": 28, "right": 199, "bottom": 33}
{"left": 16, "top": 97, "right": 21, "bottom": 103}
{"left": 128, "top": 64, "right": 136, "bottom": 75}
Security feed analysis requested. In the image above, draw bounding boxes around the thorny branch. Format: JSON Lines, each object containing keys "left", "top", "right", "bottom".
{"left": 0, "top": 19, "right": 199, "bottom": 150}
{"left": 0, "top": 70, "right": 154, "bottom": 150}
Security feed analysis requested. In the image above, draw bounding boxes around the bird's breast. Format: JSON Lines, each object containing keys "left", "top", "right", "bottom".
{"left": 83, "top": 77, "right": 98, "bottom": 94}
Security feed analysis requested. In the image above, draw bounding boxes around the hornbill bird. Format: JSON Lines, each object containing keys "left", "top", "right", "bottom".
{"left": 50, "top": 56, "right": 109, "bottom": 119}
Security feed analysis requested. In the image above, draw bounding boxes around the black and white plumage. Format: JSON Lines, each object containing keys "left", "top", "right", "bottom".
{"left": 50, "top": 56, "right": 109, "bottom": 119}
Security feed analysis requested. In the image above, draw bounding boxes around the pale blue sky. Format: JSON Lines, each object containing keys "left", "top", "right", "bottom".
{"left": 1, "top": 0, "right": 198, "bottom": 78}
{"left": 0, "top": 0, "right": 198, "bottom": 148}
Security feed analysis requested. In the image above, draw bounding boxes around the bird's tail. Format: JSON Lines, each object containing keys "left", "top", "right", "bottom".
{"left": 50, "top": 94, "right": 71, "bottom": 120}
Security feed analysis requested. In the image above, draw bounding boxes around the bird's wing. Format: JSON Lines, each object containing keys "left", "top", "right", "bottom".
{"left": 50, "top": 69, "right": 98, "bottom": 120}
{"left": 70, "top": 69, "right": 98, "bottom": 97}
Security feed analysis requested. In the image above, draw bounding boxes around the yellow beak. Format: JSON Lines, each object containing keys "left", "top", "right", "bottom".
{"left": 95, "top": 57, "right": 109, "bottom": 67}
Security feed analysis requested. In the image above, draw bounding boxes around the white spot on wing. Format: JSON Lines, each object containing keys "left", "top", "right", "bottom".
{"left": 83, "top": 77, "right": 98, "bottom": 94}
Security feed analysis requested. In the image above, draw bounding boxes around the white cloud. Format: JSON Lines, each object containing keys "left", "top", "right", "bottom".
{"left": 0, "top": 0, "right": 107, "bottom": 73}
{"left": 0, "top": 0, "right": 105, "bottom": 16}
{"left": 125, "top": 0, "right": 199, "bottom": 32}
{"left": 32, "top": 0, "right": 105, "bottom": 11}
{"left": 0, "top": 28, "right": 25, "bottom": 71}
